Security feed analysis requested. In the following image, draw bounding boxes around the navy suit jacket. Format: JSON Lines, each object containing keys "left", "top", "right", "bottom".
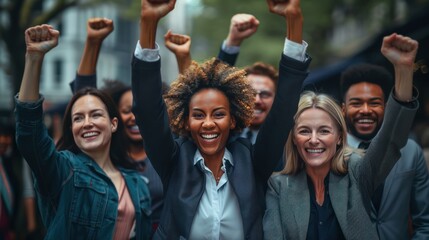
{"left": 131, "top": 53, "right": 311, "bottom": 239}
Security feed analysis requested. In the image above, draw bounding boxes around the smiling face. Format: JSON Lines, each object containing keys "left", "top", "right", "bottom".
{"left": 293, "top": 108, "right": 341, "bottom": 171}
{"left": 71, "top": 95, "right": 118, "bottom": 156}
{"left": 186, "top": 88, "right": 236, "bottom": 161}
{"left": 342, "top": 82, "right": 385, "bottom": 141}
{"left": 248, "top": 74, "right": 275, "bottom": 129}
{"left": 118, "top": 90, "right": 142, "bottom": 143}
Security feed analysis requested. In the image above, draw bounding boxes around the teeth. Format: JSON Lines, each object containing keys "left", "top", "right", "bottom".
{"left": 307, "top": 148, "right": 324, "bottom": 153}
{"left": 254, "top": 110, "right": 262, "bottom": 114}
{"left": 129, "top": 125, "right": 139, "bottom": 131}
{"left": 201, "top": 134, "right": 218, "bottom": 139}
{"left": 83, "top": 132, "right": 98, "bottom": 138}
{"left": 358, "top": 119, "right": 374, "bottom": 123}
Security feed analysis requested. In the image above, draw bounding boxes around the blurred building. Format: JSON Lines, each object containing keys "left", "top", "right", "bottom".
{"left": 0, "top": 0, "right": 191, "bottom": 114}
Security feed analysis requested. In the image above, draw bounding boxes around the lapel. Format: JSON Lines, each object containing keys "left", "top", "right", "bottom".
{"left": 283, "top": 171, "right": 310, "bottom": 240}
{"left": 226, "top": 140, "right": 254, "bottom": 235}
{"left": 329, "top": 172, "right": 349, "bottom": 234}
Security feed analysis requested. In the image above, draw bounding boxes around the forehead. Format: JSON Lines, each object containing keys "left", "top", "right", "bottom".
{"left": 189, "top": 88, "right": 230, "bottom": 109}
{"left": 345, "top": 82, "right": 384, "bottom": 100}
{"left": 72, "top": 95, "right": 107, "bottom": 114}
{"left": 296, "top": 108, "right": 337, "bottom": 129}
{"left": 247, "top": 74, "right": 275, "bottom": 90}
{"left": 119, "top": 90, "right": 133, "bottom": 105}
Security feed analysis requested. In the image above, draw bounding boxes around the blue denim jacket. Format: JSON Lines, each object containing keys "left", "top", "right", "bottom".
{"left": 15, "top": 96, "right": 151, "bottom": 240}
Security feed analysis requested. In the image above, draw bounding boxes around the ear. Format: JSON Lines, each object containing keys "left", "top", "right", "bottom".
{"left": 111, "top": 117, "right": 118, "bottom": 133}
{"left": 185, "top": 119, "right": 190, "bottom": 131}
{"left": 230, "top": 116, "right": 236, "bottom": 130}
{"left": 341, "top": 103, "right": 346, "bottom": 117}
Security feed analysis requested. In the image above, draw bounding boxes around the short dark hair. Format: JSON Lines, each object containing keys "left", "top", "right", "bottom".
{"left": 340, "top": 63, "right": 393, "bottom": 102}
{"left": 244, "top": 62, "right": 278, "bottom": 88}
{"left": 57, "top": 87, "right": 135, "bottom": 169}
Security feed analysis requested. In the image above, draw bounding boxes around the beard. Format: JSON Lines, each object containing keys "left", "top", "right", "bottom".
{"left": 345, "top": 116, "right": 381, "bottom": 141}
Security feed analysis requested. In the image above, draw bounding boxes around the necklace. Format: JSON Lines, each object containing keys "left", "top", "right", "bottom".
{"left": 214, "top": 167, "right": 224, "bottom": 184}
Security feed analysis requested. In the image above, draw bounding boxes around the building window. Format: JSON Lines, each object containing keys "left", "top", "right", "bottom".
{"left": 53, "top": 59, "right": 63, "bottom": 86}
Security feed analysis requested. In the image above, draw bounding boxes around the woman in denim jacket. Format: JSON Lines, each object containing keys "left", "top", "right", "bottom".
{"left": 15, "top": 24, "right": 151, "bottom": 239}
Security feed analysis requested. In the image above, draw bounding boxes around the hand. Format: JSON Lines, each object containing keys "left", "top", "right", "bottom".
{"left": 86, "top": 18, "right": 114, "bottom": 44}
{"left": 381, "top": 33, "right": 418, "bottom": 68}
{"left": 141, "top": 0, "right": 176, "bottom": 21}
{"left": 267, "top": 0, "right": 301, "bottom": 19}
{"left": 164, "top": 30, "right": 191, "bottom": 57}
{"left": 25, "top": 24, "right": 59, "bottom": 55}
{"left": 225, "top": 14, "right": 259, "bottom": 47}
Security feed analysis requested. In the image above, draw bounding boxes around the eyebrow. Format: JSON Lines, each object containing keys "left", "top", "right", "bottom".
{"left": 348, "top": 97, "right": 383, "bottom": 102}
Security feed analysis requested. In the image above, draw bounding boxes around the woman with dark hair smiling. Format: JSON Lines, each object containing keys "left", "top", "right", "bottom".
{"left": 15, "top": 24, "right": 151, "bottom": 239}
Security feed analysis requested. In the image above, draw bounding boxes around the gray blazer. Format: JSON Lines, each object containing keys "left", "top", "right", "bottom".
{"left": 374, "top": 139, "right": 429, "bottom": 240}
{"left": 263, "top": 93, "right": 418, "bottom": 240}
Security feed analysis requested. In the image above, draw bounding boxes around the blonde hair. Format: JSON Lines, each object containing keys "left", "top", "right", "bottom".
{"left": 281, "top": 91, "right": 353, "bottom": 175}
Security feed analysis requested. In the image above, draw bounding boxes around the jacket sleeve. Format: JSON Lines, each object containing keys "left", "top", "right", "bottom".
{"left": 217, "top": 46, "right": 238, "bottom": 66}
{"left": 131, "top": 56, "right": 176, "bottom": 184}
{"left": 69, "top": 73, "right": 97, "bottom": 94}
{"left": 353, "top": 92, "right": 419, "bottom": 204}
{"left": 410, "top": 142, "right": 429, "bottom": 239}
{"left": 253, "top": 54, "right": 311, "bottom": 182}
{"left": 14, "top": 96, "right": 72, "bottom": 197}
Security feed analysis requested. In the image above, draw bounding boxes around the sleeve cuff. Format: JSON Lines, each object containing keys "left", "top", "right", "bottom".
{"left": 134, "top": 41, "right": 160, "bottom": 62}
{"left": 283, "top": 38, "right": 308, "bottom": 62}
{"left": 221, "top": 40, "right": 241, "bottom": 55}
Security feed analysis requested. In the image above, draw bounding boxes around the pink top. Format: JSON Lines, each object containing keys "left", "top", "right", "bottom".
{"left": 113, "top": 176, "right": 135, "bottom": 239}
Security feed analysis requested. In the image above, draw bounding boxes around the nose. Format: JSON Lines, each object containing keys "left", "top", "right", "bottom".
{"left": 360, "top": 103, "right": 371, "bottom": 113}
{"left": 83, "top": 116, "right": 94, "bottom": 128}
{"left": 308, "top": 132, "right": 319, "bottom": 144}
{"left": 202, "top": 117, "right": 215, "bottom": 129}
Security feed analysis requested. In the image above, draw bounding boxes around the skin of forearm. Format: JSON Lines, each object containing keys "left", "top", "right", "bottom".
{"left": 394, "top": 65, "right": 414, "bottom": 101}
{"left": 139, "top": 17, "right": 158, "bottom": 49}
{"left": 77, "top": 41, "right": 102, "bottom": 75}
{"left": 18, "top": 53, "right": 44, "bottom": 101}
{"left": 176, "top": 54, "right": 191, "bottom": 74}
{"left": 286, "top": 14, "right": 303, "bottom": 44}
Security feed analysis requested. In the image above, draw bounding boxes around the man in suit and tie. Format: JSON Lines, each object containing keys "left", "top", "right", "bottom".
{"left": 340, "top": 63, "right": 429, "bottom": 239}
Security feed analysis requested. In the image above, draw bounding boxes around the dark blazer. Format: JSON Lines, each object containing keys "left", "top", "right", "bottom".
{"left": 263, "top": 93, "right": 418, "bottom": 240}
{"left": 131, "top": 54, "right": 311, "bottom": 239}
{"left": 374, "top": 139, "right": 429, "bottom": 240}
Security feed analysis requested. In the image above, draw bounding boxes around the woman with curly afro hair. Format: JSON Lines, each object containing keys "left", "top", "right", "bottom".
{"left": 130, "top": 0, "right": 311, "bottom": 239}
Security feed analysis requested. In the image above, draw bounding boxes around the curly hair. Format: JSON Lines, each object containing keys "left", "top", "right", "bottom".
{"left": 164, "top": 58, "right": 255, "bottom": 136}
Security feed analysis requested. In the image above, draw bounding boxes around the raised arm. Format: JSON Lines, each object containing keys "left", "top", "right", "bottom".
{"left": 71, "top": 18, "right": 114, "bottom": 93}
{"left": 253, "top": 0, "right": 310, "bottom": 181}
{"left": 218, "top": 13, "right": 259, "bottom": 65}
{"left": 132, "top": 0, "right": 176, "bottom": 182}
{"left": 267, "top": 0, "right": 303, "bottom": 44}
{"left": 19, "top": 25, "right": 59, "bottom": 101}
{"left": 355, "top": 34, "right": 419, "bottom": 204}
{"left": 164, "top": 30, "right": 192, "bottom": 74}
{"left": 78, "top": 18, "right": 114, "bottom": 75}
{"left": 381, "top": 33, "right": 418, "bottom": 102}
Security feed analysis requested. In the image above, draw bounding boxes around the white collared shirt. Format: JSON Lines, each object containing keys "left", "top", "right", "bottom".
{"left": 188, "top": 149, "right": 244, "bottom": 240}
{"left": 347, "top": 133, "right": 365, "bottom": 149}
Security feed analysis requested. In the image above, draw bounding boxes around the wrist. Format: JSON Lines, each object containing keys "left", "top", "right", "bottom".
{"left": 225, "top": 36, "right": 242, "bottom": 47}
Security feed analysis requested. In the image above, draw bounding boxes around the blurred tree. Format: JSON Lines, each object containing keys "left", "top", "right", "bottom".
{"left": 191, "top": 0, "right": 429, "bottom": 69}
{"left": 0, "top": 0, "right": 117, "bottom": 101}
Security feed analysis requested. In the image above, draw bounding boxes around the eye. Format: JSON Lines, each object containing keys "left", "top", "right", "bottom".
{"left": 214, "top": 111, "right": 226, "bottom": 119}
{"left": 319, "top": 129, "right": 331, "bottom": 135}
{"left": 192, "top": 112, "right": 204, "bottom": 119}
{"left": 297, "top": 129, "right": 310, "bottom": 135}
{"left": 72, "top": 115, "right": 83, "bottom": 122}
{"left": 369, "top": 101, "right": 383, "bottom": 107}
{"left": 349, "top": 101, "right": 361, "bottom": 107}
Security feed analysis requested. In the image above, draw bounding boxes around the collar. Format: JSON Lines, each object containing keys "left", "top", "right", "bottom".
{"left": 193, "top": 148, "right": 233, "bottom": 168}
{"left": 347, "top": 133, "right": 366, "bottom": 149}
